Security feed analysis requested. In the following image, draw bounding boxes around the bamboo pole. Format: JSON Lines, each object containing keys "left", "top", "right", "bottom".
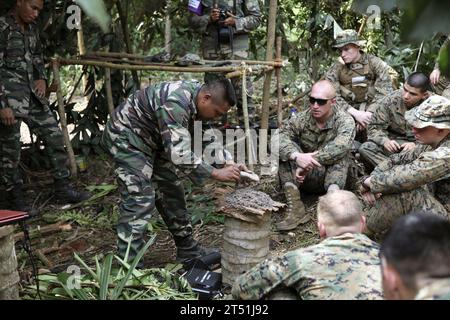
{"left": 105, "top": 64, "right": 115, "bottom": 118}
{"left": 241, "top": 63, "right": 254, "bottom": 171}
{"left": 276, "top": 36, "right": 283, "bottom": 127}
{"left": 115, "top": 0, "right": 140, "bottom": 87}
{"left": 51, "top": 58, "right": 77, "bottom": 177}
{"left": 85, "top": 51, "right": 283, "bottom": 67}
{"left": 259, "top": 0, "right": 278, "bottom": 167}
{"left": 58, "top": 58, "right": 275, "bottom": 77}
{"left": 164, "top": 0, "right": 172, "bottom": 55}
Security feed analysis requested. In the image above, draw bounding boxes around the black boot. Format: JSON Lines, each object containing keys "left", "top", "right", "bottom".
{"left": 174, "top": 236, "right": 218, "bottom": 263}
{"left": 53, "top": 179, "right": 91, "bottom": 204}
{"left": 7, "top": 184, "right": 38, "bottom": 217}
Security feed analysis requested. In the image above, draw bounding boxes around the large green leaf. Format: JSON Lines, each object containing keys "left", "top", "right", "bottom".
{"left": 99, "top": 254, "right": 113, "bottom": 300}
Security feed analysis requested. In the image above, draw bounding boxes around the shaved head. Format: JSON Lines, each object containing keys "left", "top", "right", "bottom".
{"left": 311, "top": 80, "right": 336, "bottom": 100}
{"left": 317, "top": 190, "right": 362, "bottom": 229}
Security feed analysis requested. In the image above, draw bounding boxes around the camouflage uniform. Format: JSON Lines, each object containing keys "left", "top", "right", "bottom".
{"left": 278, "top": 107, "right": 356, "bottom": 193}
{"left": 231, "top": 233, "right": 383, "bottom": 300}
{"left": 189, "top": 0, "right": 261, "bottom": 122}
{"left": 366, "top": 96, "right": 450, "bottom": 236}
{"left": 359, "top": 89, "right": 420, "bottom": 167}
{"left": 0, "top": 12, "right": 70, "bottom": 189}
{"left": 415, "top": 278, "right": 450, "bottom": 300}
{"left": 102, "top": 81, "right": 218, "bottom": 261}
{"left": 432, "top": 35, "right": 450, "bottom": 99}
{"left": 325, "top": 30, "right": 397, "bottom": 114}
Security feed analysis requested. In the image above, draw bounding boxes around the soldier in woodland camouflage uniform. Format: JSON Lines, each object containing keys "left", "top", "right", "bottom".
{"left": 359, "top": 72, "right": 430, "bottom": 168}
{"left": 188, "top": 0, "right": 261, "bottom": 124}
{"left": 232, "top": 191, "right": 383, "bottom": 300}
{"left": 430, "top": 34, "right": 450, "bottom": 99}
{"left": 102, "top": 79, "right": 245, "bottom": 264}
{"left": 325, "top": 29, "right": 397, "bottom": 137}
{"left": 360, "top": 95, "right": 450, "bottom": 237}
{"left": 380, "top": 213, "right": 450, "bottom": 300}
{"left": 276, "top": 80, "right": 356, "bottom": 231}
{"left": 0, "top": 0, "right": 89, "bottom": 216}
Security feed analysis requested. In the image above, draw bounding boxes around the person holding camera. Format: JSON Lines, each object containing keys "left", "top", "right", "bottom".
{"left": 189, "top": 0, "right": 262, "bottom": 126}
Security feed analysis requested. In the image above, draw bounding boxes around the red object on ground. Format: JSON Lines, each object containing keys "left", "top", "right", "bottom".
{"left": 0, "top": 210, "right": 29, "bottom": 226}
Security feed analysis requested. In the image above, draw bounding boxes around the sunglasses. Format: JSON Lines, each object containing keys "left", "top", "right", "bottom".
{"left": 309, "top": 96, "right": 335, "bottom": 106}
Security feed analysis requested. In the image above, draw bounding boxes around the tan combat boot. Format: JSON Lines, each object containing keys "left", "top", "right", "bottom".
{"left": 276, "top": 182, "right": 310, "bottom": 231}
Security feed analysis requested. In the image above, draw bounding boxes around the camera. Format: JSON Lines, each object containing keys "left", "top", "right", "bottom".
{"left": 218, "top": 9, "right": 228, "bottom": 22}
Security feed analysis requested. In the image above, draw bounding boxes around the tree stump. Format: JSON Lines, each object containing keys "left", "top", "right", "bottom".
{"left": 0, "top": 226, "right": 20, "bottom": 300}
{"left": 218, "top": 188, "right": 285, "bottom": 286}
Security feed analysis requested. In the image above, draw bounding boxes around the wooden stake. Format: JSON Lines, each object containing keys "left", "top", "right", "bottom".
{"left": 241, "top": 63, "right": 254, "bottom": 171}
{"left": 105, "top": 66, "right": 115, "bottom": 118}
{"left": 51, "top": 58, "right": 77, "bottom": 177}
{"left": 259, "top": 0, "right": 278, "bottom": 169}
{"left": 115, "top": 0, "right": 140, "bottom": 87}
{"left": 276, "top": 36, "right": 283, "bottom": 127}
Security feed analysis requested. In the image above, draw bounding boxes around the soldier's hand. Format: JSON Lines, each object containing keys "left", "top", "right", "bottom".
{"left": 211, "top": 165, "right": 241, "bottom": 182}
{"left": 384, "top": 139, "right": 401, "bottom": 153}
{"left": 210, "top": 9, "right": 220, "bottom": 23}
{"left": 401, "top": 142, "right": 416, "bottom": 153}
{"left": 293, "top": 151, "right": 321, "bottom": 170}
{"left": 361, "top": 191, "right": 377, "bottom": 206}
{"left": 223, "top": 17, "right": 236, "bottom": 26}
{"left": 295, "top": 167, "right": 308, "bottom": 184}
{"left": 430, "top": 69, "right": 441, "bottom": 85}
{"left": 353, "top": 110, "right": 372, "bottom": 128}
{"left": 34, "top": 79, "right": 47, "bottom": 98}
{"left": 0, "top": 107, "right": 17, "bottom": 126}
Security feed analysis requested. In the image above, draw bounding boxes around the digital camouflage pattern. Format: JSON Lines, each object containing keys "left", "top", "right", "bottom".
{"left": 332, "top": 29, "right": 366, "bottom": 48}
{"left": 278, "top": 107, "right": 356, "bottom": 191}
{"left": 405, "top": 95, "right": 450, "bottom": 129}
{"left": 231, "top": 233, "right": 383, "bottom": 300}
{"left": 359, "top": 89, "right": 419, "bottom": 167}
{"left": 189, "top": 0, "right": 261, "bottom": 122}
{"left": 366, "top": 137, "right": 450, "bottom": 235}
{"left": 102, "top": 81, "right": 217, "bottom": 261}
{"left": 325, "top": 52, "right": 396, "bottom": 113}
{"left": 415, "top": 278, "right": 450, "bottom": 300}
{"left": 0, "top": 12, "right": 70, "bottom": 188}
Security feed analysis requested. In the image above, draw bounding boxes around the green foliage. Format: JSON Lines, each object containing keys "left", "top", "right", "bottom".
{"left": 24, "top": 236, "right": 196, "bottom": 300}
{"left": 184, "top": 181, "right": 224, "bottom": 225}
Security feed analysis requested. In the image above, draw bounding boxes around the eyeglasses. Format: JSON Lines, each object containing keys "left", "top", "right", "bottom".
{"left": 309, "top": 96, "right": 335, "bottom": 106}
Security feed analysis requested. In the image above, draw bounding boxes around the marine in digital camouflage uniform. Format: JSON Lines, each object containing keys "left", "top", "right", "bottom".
{"left": 0, "top": 1, "right": 89, "bottom": 215}
{"left": 102, "top": 79, "right": 241, "bottom": 263}
{"left": 359, "top": 73, "right": 431, "bottom": 168}
{"left": 276, "top": 81, "right": 356, "bottom": 231}
{"left": 360, "top": 95, "right": 450, "bottom": 236}
{"left": 325, "top": 29, "right": 397, "bottom": 139}
{"left": 188, "top": 0, "right": 261, "bottom": 124}
{"left": 232, "top": 191, "right": 383, "bottom": 300}
{"left": 430, "top": 35, "right": 450, "bottom": 99}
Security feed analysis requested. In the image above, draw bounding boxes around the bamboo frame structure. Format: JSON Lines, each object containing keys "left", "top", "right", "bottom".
{"left": 52, "top": 49, "right": 284, "bottom": 176}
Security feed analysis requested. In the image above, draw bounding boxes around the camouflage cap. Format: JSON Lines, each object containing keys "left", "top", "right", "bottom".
{"left": 405, "top": 95, "right": 450, "bottom": 129}
{"left": 333, "top": 29, "right": 367, "bottom": 49}
{"left": 175, "top": 53, "right": 204, "bottom": 66}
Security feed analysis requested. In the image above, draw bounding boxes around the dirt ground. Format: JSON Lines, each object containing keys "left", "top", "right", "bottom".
{"left": 6, "top": 154, "right": 322, "bottom": 297}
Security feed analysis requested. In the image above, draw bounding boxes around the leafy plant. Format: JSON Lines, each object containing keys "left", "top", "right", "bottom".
{"left": 24, "top": 236, "right": 197, "bottom": 300}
